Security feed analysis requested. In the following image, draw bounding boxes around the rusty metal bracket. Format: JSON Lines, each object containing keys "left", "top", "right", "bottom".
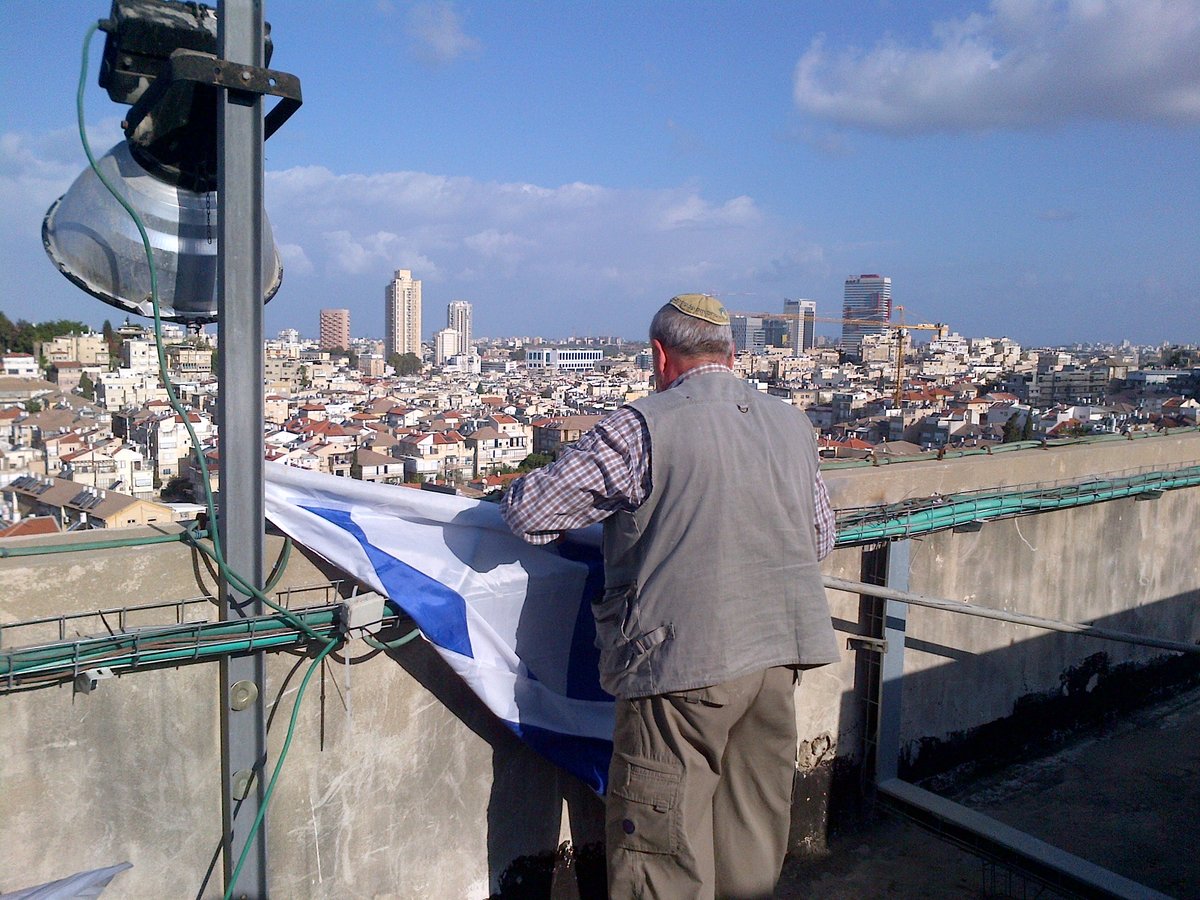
{"left": 122, "top": 47, "right": 301, "bottom": 143}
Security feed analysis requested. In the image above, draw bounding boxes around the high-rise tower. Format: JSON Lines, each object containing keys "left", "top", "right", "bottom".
{"left": 447, "top": 300, "right": 472, "bottom": 356}
{"left": 318, "top": 308, "right": 350, "bottom": 351}
{"left": 385, "top": 269, "right": 422, "bottom": 360}
{"left": 784, "top": 299, "right": 816, "bottom": 356}
{"left": 730, "top": 316, "right": 765, "bottom": 353}
{"left": 841, "top": 275, "right": 891, "bottom": 360}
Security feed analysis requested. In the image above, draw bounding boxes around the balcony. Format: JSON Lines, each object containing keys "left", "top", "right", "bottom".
{"left": 1, "top": 431, "right": 1198, "bottom": 897}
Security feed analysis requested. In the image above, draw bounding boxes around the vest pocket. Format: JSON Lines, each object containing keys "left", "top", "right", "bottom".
{"left": 607, "top": 755, "right": 681, "bottom": 855}
{"left": 592, "top": 583, "right": 636, "bottom": 653}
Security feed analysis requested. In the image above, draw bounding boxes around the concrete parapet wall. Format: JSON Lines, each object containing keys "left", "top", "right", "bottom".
{"left": 811, "top": 431, "right": 1200, "bottom": 799}
{"left": 1, "top": 432, "right": 1198, "bottom": 897}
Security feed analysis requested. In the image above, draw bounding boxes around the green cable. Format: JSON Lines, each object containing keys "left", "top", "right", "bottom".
{"left": 263, "top": 537, "right": 292, "bottom": 594}
{"left": 73, "top": 31, "right": 339, "bottom": 900}
{"left": 75, "top": 24, "right": 326, "bottom": 648}
{"left": 223, "top": 638, "right": 342, "bottom": 900}
{"left": 1, "top": 609, "right": 340, "bottom": 678}
{"left": 833, "top": 465, "right": 1200, "bottom": 545}
{"left": 183, "top": 529, "right": 327, "bottom": 644}
{"left": 76, "top": 22, "right": 223, "bottom": 561}
{"left": 363, "top": 627, "right": 423, "bottom": 651}
{"left": 0, "top": 530, "right": 193, "bottom": 558}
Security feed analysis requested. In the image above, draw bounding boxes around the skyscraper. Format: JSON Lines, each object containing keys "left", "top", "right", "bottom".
{"left": 784, "top": 299, "right": 817, "bottom": 356}
{"left": 841, "top": 275, "right": 891, "bottom": 361}
{"left": 385, "top": 269, "right": 422, "bottom": 360}
{"left": 447, "top": 300, "right": 472, "bottom": 356}
{"left": 730, "top": 316, "right": 765, "bottom": 353}
{"left": 318, "top": 308, "right": 350, "bottom": 351}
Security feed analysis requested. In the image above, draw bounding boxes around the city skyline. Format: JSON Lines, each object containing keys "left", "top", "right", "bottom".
{"left": 2, "top": 2, "right": 1198, "bottom": 347}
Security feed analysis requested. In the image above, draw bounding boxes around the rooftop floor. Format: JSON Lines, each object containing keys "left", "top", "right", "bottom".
{"left": 779, "top": 685, "right": 1200, "bottom": 898}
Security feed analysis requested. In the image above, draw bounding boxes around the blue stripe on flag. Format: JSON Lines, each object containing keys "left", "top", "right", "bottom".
{"left": 302, "top": 504, "right": 473, "bottom": 658}
{"left": 557, "top": 536, "right": 612, "bottom": 703}
{"left": 504, "top": 719, "right": 613, "bottom": 796}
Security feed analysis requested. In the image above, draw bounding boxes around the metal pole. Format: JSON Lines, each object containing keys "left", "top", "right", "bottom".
{"left": 217, "top": 1, "right": 268, "bottom": 896}
{"left": 875, "top": 540, "right": 910, "bottom": 782}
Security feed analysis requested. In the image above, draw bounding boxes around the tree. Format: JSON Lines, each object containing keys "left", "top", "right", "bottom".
{"left": 24, "top": 399, "right": 42, "bottom": 414}
{"left": 1, "top": 318, "right": 90, "bottom": 356}
{"left": 161, "top": 475, "right": 197, "bottom": 503}
{"left": 1021, "top": 414, "right": 1035, "bottom": 441}
{"left": 78, "top": 371, "right": 95, "bottom": 400}
{"left": 388, "top": 352, "right": 422, "bottom": 375}
{"left": 0, "top": 312, "right": 15, "bottom": 352}
{"left": 518, "top": 452, "right": 554, "bottom": 472}
{"left": 1001, "top": 414, "right": 1022, "bottom": 444}
{"left": 101, "top": 319, "right": 120, "bottom": 360}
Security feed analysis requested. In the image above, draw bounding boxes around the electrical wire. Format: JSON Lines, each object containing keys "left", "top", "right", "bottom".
{"left": 72, "top": 25, "right": 345, "bottom": 900}
{"left": 74, "top": 22, "right": 329, "bottom": 650}
{"left": 363, "top": 627, "right": 423, "bottom": 651}
{"left": 0, "top": 529, "right": 196, "bottom": 558}
{"left": 223, "top": 637, "right": 342, "bottom": 900}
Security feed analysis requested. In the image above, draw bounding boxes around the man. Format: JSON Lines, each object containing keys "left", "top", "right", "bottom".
{"left": 501, "top": 294, "right": 839, "bottom": 899}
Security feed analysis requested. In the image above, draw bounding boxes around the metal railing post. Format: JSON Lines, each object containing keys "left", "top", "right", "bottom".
{"left": 875, "top": 540, "right": 910, "bottom": 783}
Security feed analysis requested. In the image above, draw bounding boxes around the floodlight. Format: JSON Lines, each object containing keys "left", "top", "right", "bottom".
{"left": 42, "top": 0, "right": 300, "bottom": 323}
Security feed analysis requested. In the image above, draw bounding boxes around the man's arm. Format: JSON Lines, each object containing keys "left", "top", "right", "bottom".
{"left": 813, "top": 464, "right": 835, "bottom": 561}
{"left": 500, "top": 408, "right": 649, "bottom": 544}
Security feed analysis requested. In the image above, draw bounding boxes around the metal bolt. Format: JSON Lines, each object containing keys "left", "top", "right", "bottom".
{"left": 230, "top": 679, "right": 258, "bottom": 710}
{"left": 240, "top": 70, "right": 252, "bottom": 82}
{"left": 232, "top": 769, "right": 255, "bottom": 800}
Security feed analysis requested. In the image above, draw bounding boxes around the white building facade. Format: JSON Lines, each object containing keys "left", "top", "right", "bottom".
{"left": 524, "top": 348, "right": 604, "bottom": 372}
{"left": 447, "top": 300, "right": 472, "bottom": 354}
{"left": 385, "top": 269, "right": 422, "bottom": 359}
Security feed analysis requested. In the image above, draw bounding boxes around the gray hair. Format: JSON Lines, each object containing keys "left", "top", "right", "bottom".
{"left": 649, "top": 303, "right": 734, "bottom": 358}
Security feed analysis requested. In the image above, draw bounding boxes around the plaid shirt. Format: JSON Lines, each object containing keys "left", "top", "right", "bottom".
{"left": 501, "top": 364, "right": 836, "bottom": 559}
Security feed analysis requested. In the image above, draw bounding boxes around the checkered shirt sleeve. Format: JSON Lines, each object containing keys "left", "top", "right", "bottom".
{"left": 813, "top": 468, "right": 836, "bottom": 561}
{"left": 500, "top": 407, "right": 650, "bottom": 544}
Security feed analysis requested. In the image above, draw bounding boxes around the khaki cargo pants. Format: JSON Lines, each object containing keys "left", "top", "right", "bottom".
{"left": 605, "top": 666, "right": 797, "bottom": 899}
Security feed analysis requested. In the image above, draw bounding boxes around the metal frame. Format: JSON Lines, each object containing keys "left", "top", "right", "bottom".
{"left": 217, "top": 2, "right": 269, "bottom": 895}
{"left": 848, "top": 543, "right": 1179, "bottom": 899}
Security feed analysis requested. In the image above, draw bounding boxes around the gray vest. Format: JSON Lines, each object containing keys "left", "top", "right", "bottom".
{"left": 596, "top": 371, "right": 839, "bottom": 699}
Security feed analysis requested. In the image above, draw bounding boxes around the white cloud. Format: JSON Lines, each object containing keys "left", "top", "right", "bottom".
{"left": 793, "top": 0, "right": 1200, "bottom": 133}
{"left": 276, "top": 242, "right": 313, "bottom": 276}
{"left": 261, "top": 165, "right": 823, "bottom": 334}
{"left": 406, "top": 1, "right": 480, "bottom": 64}
{"left": 321, "top": 229, "right": 440, "bottom": 278}
{"left": 0, "top": 121, "right": 125, "bottom": 229}
{"left": 657, "top": 194, "right": 762, "bottom": 230}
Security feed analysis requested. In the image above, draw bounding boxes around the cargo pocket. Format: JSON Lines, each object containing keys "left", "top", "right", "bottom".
{"left": 607, "top": 756, "right": 681, "bottom": 856}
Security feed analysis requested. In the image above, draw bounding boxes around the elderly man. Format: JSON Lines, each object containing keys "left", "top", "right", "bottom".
{"left": 501, "top": 294, "right": 838, "bottom": 899}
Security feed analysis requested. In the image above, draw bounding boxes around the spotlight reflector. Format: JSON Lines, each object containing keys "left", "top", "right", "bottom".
{"left": 42, "top": 0, "right": 300, "bottom": 324}
{"left": 43, "top": 140, "right": 282, "bottom": 324}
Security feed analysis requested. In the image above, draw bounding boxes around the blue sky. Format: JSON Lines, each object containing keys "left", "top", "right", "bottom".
{"left": 2, "top": 1, "right": 1197, "bottom": 346}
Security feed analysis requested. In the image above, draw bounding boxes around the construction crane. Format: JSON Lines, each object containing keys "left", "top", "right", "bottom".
{"left": 732, "top": 306, "right": 948, "bottom": 406}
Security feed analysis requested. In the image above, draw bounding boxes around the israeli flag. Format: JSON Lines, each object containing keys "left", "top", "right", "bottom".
{"left": 264, "top": 464, "right": 614, "bottom": 793}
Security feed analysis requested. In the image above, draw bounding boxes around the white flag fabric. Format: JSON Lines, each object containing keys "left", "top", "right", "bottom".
{"left": 263, "top": 464, "right": 615, "bottom": 793}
